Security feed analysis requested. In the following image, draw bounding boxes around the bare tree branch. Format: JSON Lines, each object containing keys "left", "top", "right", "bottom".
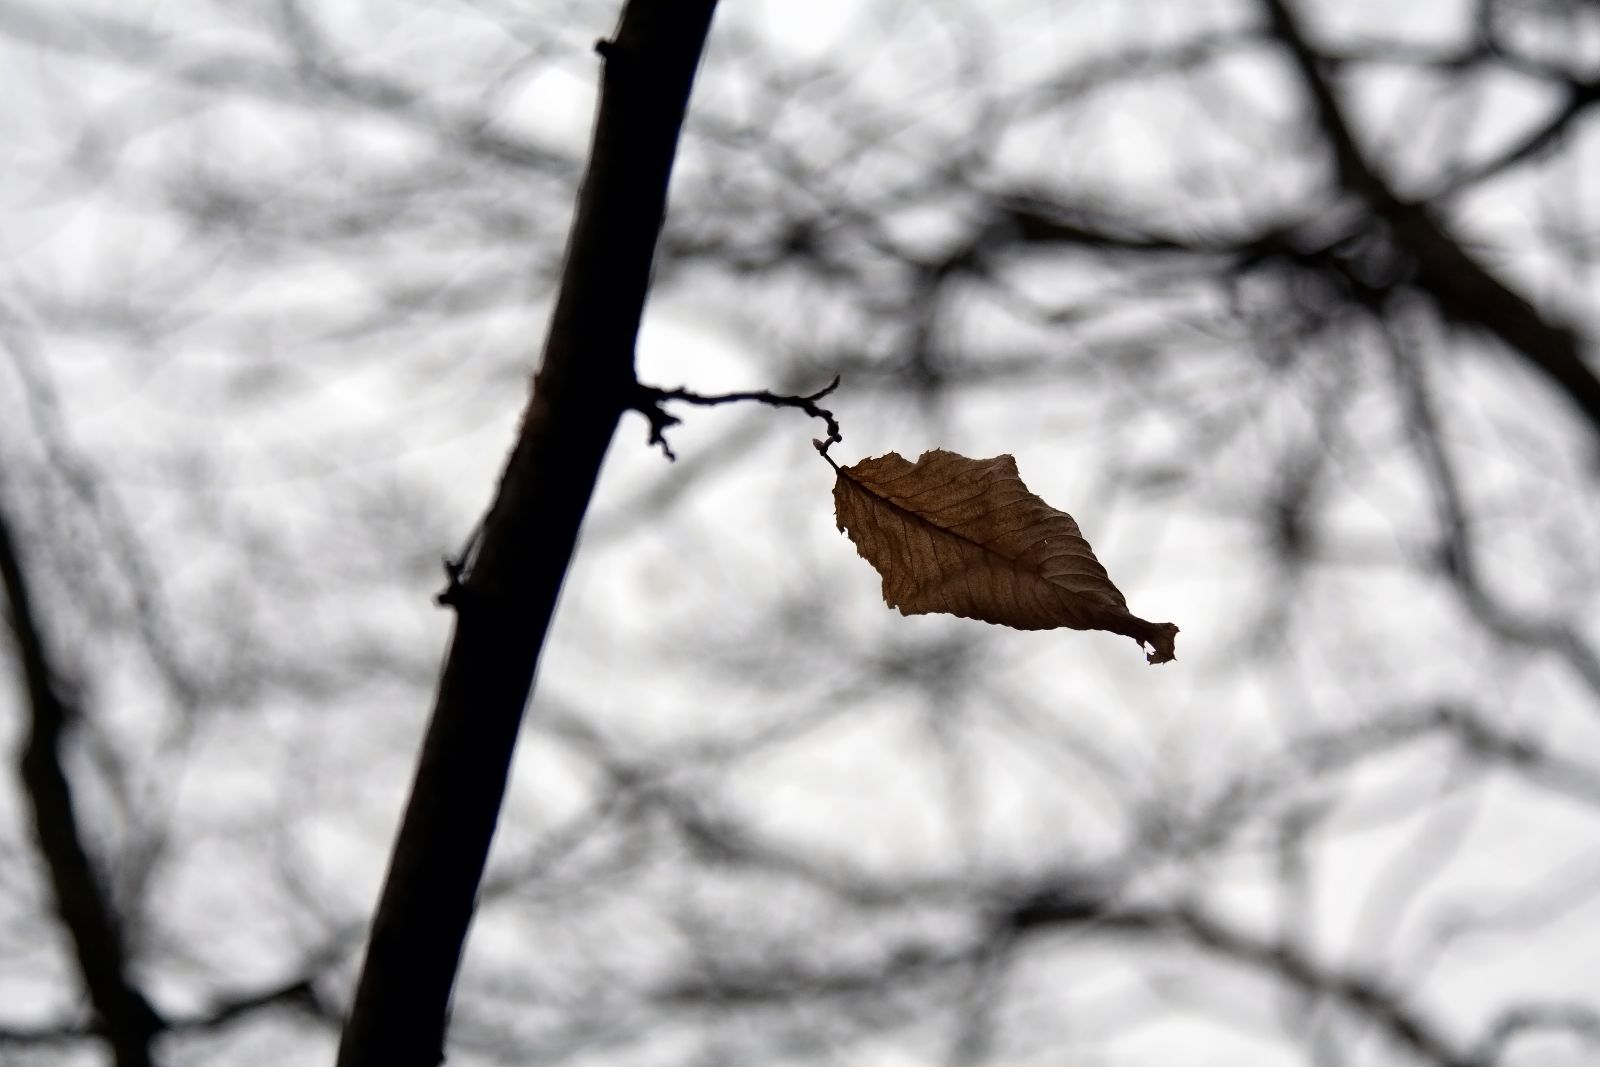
{"left": 1011, "top": 894, "right": 1474, "bottom": 1067}
{"left": 0, "top": 499, "right": 162, "bottom": 1067}
{"left": 335, "top": 3, "right": 721, "bottom": 1064}
{"left": 1261, "top": 0, "right": 1600, "bottom": 439}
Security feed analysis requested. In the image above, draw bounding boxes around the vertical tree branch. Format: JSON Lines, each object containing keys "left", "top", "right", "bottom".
{"left": 334, "top": 3, "right": 720, "bottom": 1065}
{"left": 0, "top": 501, "right": 163, "bottom": 1067}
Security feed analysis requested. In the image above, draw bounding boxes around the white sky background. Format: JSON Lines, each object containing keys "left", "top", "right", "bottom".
{"left": 2, "top": 0, "right": 1600, "bottom": 1064}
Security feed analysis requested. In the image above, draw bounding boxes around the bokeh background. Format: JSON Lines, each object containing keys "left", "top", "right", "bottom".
{"left": 4, "top": 0, "right": 1600, "bottom": 1064}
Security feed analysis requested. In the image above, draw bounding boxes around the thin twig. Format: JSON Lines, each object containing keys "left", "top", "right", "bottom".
{"left": 631, "top": 374, "right": 843, "bottom": 461}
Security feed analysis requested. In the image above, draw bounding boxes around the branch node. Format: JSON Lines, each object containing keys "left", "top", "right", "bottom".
{"left": 435, "top": 523, "right": 483, "bottom": 607}
{"left": 627, "top": 385, "right": 683, "bottom": 460}
{"left": 436, "top": 559, "right": 467, "bottom": 608}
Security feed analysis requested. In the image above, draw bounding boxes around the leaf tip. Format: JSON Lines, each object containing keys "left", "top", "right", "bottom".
{"left": 1140, "top": 622, "right": 1180, "bottom": 665}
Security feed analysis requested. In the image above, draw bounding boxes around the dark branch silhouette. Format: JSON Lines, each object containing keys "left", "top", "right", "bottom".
{"left": 335, "top": 3, "right": 721, "bottom": 1064}
{"left": 632, "top": 374, "right": 843, "bottom": 460}
{"left": 0, "top": 500, "right": 162, "bottom": 1067}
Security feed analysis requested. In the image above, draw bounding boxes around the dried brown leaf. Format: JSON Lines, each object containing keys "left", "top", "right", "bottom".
{"left": 833, "top": 449, "right": 1178, "bottom": 664}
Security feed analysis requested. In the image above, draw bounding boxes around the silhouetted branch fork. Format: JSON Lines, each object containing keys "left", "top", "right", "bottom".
{"left": 0, "top": 974, "right": 334, "bottom": 1050}
{"left": 633, "top": 374, "right": 843, "bottom": 460}
{"left": 1261, "top": 0, "right": 1600, "bottom": 439}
